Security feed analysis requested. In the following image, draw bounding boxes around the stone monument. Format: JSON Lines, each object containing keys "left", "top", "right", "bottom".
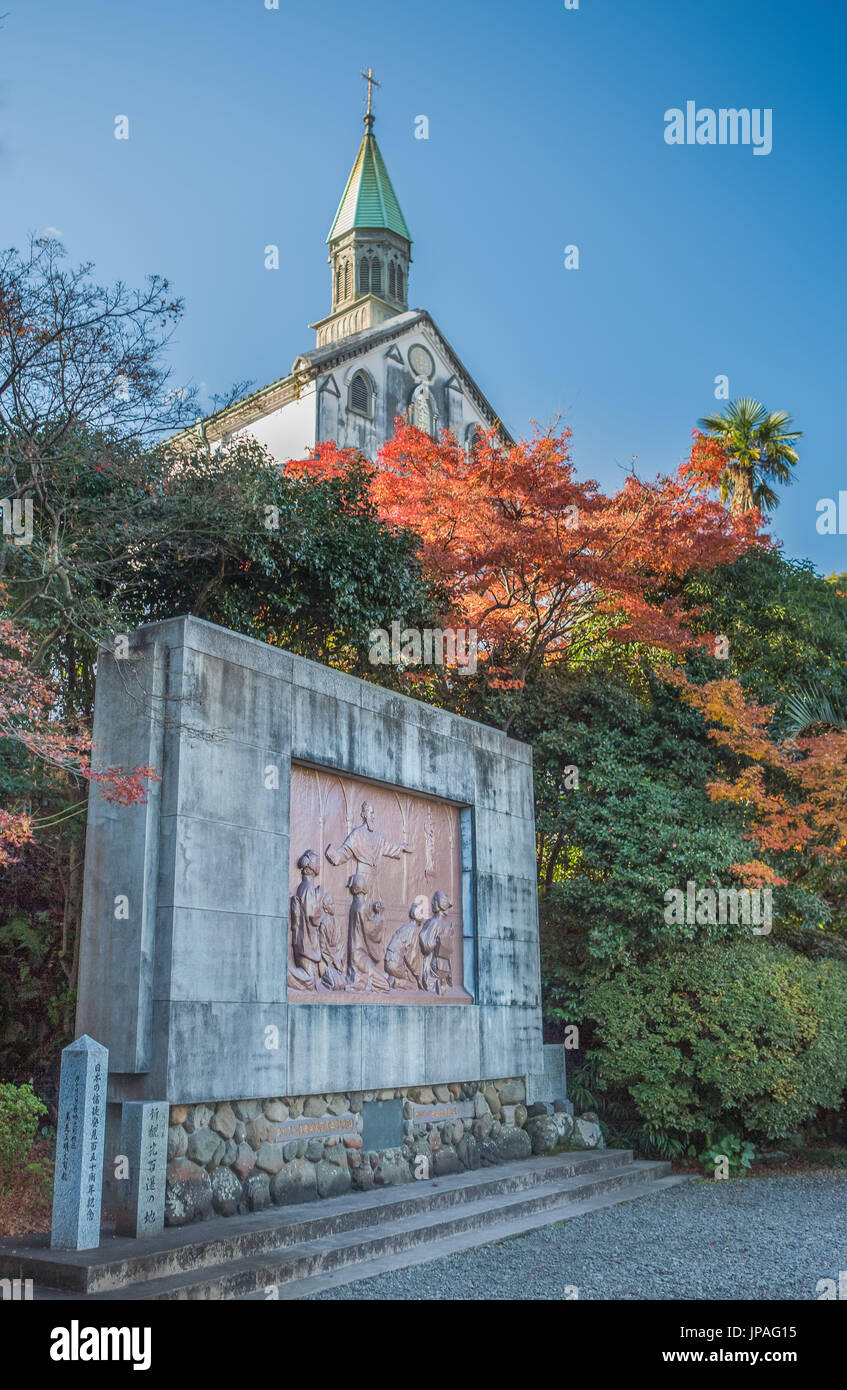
{"left": 50, "top": 1035, "right": 108, "bottom": 1251}
{"left": 76, "top": 616, "right": 550, "bottom": 1227}
{"left": 115, "top": 1101, "right": 169, "bottom": 1238}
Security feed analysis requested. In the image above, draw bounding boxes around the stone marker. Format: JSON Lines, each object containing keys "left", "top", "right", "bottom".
{"left": 526, "top": 1043, "right": 574, "bottom": 1114}
{"left": 116, "top": 1101, "right": 169, "bottom": 1238}
{"left": 50, "top": 1035, "right": 108, "bottom": 1251}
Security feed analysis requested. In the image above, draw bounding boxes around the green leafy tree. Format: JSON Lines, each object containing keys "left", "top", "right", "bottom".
{"left": 132, "top": 444, "right": 439, "bottom": 671}
{"left": 681, "top": 549, "right": 847, "bottom": 716}
{"left": 679, "top": 549, "right": 847, "bottom": 945}
{"left": 0, "top": 1082, "right": 47, "bottom": 1187}
{"left": 511, "top": 669, "right": 794, "bottom": 1021}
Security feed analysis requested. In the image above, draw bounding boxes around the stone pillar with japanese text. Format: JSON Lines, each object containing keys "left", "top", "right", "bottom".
{"left": 50, "top": 1035, "right": 108, "bottom": 1251}
{"left": 115, "top": 1101, "right": 169, "bottom": 1238}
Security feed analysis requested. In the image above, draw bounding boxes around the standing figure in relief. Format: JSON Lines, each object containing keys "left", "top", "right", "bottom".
{"left": 420, "top": 890, "right": 455, "bottom": 995}
{"left": 325, "top": 800, "right": 414, "bottom": 888}
{"left": 345, "top": 876, "right": 390, "bottom": 991}
{"left": 326, "top": 800, "right": 413, "bottom": 991}
{"left": 384, "top": 895, "right": 428, "bottom": 990}
{"left": 288, "top": 849, "right": 323, "bottom": 990}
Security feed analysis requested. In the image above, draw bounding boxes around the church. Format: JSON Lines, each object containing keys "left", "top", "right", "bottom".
{"left": 195, "top": 79, "right": 509, "bottom": 461}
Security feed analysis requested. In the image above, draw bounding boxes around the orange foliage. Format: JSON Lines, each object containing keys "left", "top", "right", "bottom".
{"left": 290, "top": 422, "right": 763, "bottom": 682}
{"left": 680, "top": 429, "right": 732, "bottom": 492}
{"left": 0, "top": 605, "right": 158, "bottom": 865}
{"left": 668, "top": 670, "right": 847, "bottom": 876}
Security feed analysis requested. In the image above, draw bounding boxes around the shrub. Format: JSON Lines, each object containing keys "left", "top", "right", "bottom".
{"left": 0, "top": 1082, "right": 48, "bottom": 1185}
{"left": 699, "top": 1134, "right": 755, "bottom": 1178}
{"left": 582, "top": 939, "right": 847, "bottom": 1146}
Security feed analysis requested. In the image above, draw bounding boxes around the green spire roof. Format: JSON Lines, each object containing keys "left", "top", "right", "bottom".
{"left": 327, "top": 129, "right": 412, "bottom": 244}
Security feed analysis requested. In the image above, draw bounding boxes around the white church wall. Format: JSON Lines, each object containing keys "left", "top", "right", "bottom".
{"left": 235, "top": 385, "right": 316, "bottom": 463}
{"left": 211, "top": 321, "right": 495, "bottom": 469}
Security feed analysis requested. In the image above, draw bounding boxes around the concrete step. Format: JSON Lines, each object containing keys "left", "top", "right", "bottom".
{"left": 89, "top": 1159, "right": 677, "bottom": 1301}
{"left": 2, "top": 1147, "right": 636, "bottom": 1296}
{"left": 253, "top": 1174, "right": 691, "bottom": 1301}
{"left": 4, "top": 1150, "right": 687, "bottom": 1301}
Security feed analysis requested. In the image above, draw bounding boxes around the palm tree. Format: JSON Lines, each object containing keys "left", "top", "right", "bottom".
{"left": 782, "top": 681, "right": 847, "bottom": 739}
{"left": 697, "top": 397, "right": 802, "bottom": 516}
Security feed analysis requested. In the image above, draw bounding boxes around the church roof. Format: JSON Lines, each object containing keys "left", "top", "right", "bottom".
{"left": 181, "top": 309, "right": 512, "bottom": 447}
{"left": 297, "top": 309, "right": 425, "bottom": 367}
{"left": 327, "top": 130, "right": 412, "bottom": 244}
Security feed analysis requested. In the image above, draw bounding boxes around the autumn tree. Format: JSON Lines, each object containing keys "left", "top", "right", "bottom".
{"left": 668, "top": 669, "right": 847, "bottom": 940}
{"left": 0, "top": 599, "right": 158, "bottom": 864}
{"left": 290, "top": 421, "right": 762, "bottom": 725}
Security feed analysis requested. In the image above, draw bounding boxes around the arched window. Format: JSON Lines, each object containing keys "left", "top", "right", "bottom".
{"left": 388, "top": 261, "right": 396, "bottom": 299}
{"left": 343, "top": 262, "right": 350, "bottom": 299}
{"left": 396, "top": 267, "right": 404, "bottom": 301}
{"left": 359, "top": 258, "right": 370, "bottom": 293}
{"left": 335, "top": 266, "right": 343, "bottom": 304}
{"left": 349, "top": 371, "right": 373, "bottom": 417}
{"left": 372, "top": 259, "right": 382, "bottom": 294}
{"left": 465, "top": 423, "right": 484, "bottom": 456}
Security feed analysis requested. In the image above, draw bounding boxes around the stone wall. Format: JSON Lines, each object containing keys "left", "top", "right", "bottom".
{"left": 164, "top": 1078, "right": 602, "bottom": 1225}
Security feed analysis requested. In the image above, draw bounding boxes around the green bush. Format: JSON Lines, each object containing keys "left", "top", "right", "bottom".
{"left": 698, "top": 1134, "right": 755, "bottom": 1178}
{"left": 583, "top": 939, "right": 847, "bottom": 1146}
{"left": 798, "top": 1147, "right": 847, "bottom": 1168}
{"left": 0, "top": 1082, "right": 48, "bottom": 1184}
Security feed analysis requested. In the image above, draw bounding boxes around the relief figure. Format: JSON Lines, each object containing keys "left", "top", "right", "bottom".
{"left": 420, "top": 890, "right": 455, "bottom": 995}
{"left": 384, "top": 894, "right": 428, "bottom": 990}
{"left": 288, "top": 768, "right": 465, "bottom": 1002}
{"left": 346, "top": 876, "right": 390, "bottom": 992}
{"left": 325, "top": 800, "right": 414, "bottom": 890}
{"left": 317, "top": 893, "right": 347, "bottom": 992}
{"left": 288, "top": 849, "right": 323, "bottom": 990}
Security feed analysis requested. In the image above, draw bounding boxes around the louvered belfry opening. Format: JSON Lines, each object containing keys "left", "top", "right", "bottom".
{"left": 350, "top": 372, "right": 371, "bottom": 416}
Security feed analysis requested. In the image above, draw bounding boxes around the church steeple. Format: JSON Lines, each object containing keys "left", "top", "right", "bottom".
{"left": 312, "top": 73, "right": 413, "bottom": 348}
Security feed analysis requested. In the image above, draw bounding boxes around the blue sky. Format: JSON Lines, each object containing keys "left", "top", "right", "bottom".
{"left": 1, "top": 0, "right": 845, "bottom": 573}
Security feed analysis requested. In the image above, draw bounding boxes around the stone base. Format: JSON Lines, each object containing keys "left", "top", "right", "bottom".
{"left": 0, "top": 1150, "right": 676, "bottom": 1299}
{"left": 163, "top": 1078, "right": 602, "bottom": 1225}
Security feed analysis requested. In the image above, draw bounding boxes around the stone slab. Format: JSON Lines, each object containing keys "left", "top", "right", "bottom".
{"left": 526, "top": 1042, "right": 573, "bottom": 1112}
{"left": 50, "top": 1036, "right": 108, "bottom": 1251}
{"left": 360, "top": 1099, "right": 404, "bottom": 1152}
{"left": 0, "top": 1151, "right": 647, "bottom": 1295}
{"left": 76, "top": 644, "right": 166, "bottom": 1073}
{"left": 115, "top": 1102, "right": 169, "bottom": 1239}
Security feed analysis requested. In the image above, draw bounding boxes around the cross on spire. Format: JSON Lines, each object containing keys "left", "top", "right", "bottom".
{"left": 360, "top": 66, "right": 380, "bottom": 130}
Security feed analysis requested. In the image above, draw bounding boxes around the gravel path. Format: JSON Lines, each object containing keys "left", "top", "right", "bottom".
{"left": 311, "top": 1173, "right": 847, "bottom": 1300}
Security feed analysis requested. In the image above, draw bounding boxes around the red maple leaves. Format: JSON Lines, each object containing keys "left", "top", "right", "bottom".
{"left": 0, "top": 605, "right": 158, "bottom": 866}
{"left": 290, "top": 421, "right": 764, "bottom": 683}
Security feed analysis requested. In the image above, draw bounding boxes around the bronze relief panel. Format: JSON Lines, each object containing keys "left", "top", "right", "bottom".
{"left": 287, "top": 764, "right": 471, "bottom": 1004}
